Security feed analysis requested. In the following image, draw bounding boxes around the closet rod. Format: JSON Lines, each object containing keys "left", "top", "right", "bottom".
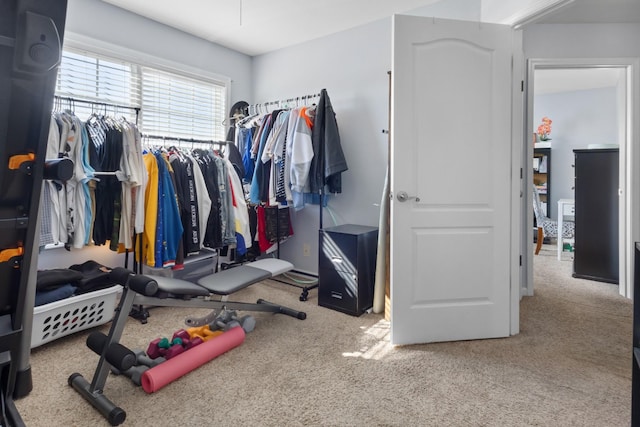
{"left": 53, "top": 95, "right": 141, "bottom": 114}
{"left": 142, "top": 134, "right": 232, "bottom": 146}
{"left": 248, "top": 92, "right": 320, "bottom": 112}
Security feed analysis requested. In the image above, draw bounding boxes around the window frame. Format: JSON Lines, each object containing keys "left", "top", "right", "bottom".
{"left": 59, "top": 32, "right": 231, "bottom": 141}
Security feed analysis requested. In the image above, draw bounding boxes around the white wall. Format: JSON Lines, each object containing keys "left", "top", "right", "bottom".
{"left": 482, "top": 0, "right": 570, "bottom": 25}
{"left": 252, "top": 19, "right": 390, "bottom": 274}
{"left": 65, "top": 0, "right": 253, "bottom": 105}
{"left": 524, "top": 23, "right": 640, "bottom": 58}
{"left": 252, "top": 0, "right": 480, "bottom": 274}
{"left": 534, "top": 86, "right": 619, "bottom": 218}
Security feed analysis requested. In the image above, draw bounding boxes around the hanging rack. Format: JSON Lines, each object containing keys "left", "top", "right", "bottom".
{"left": 53, "top": 96, "right": 141, "bottom": 119}
{"left": 247, "top": 92, "right": 320, "bottom": 114}
{"left": 50, "top": 96, "right": 144, "bottom": 268}
{"left": 52, "top": 96, "right": 141, "bottom": 177}
{"left": 242, "top": 90, "right": 325, "bottom": 300}
{"left": 141, "top": 135, "right": 231, "bottom": 146}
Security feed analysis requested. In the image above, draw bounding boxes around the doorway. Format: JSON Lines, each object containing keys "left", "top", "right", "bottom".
{"left": 523, "top": 58, "right": 640, "bottom": 300}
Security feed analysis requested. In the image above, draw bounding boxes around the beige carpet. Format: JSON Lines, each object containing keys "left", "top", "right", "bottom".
{"left": 15, "top": 246, "right": 633, "bottom": 426}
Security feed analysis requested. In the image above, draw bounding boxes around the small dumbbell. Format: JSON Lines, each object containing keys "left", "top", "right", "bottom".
{"left": 111, "top": 364, "right": 149, "bottom": 386}
{"left": 146, "top": 338, "right": 165, "bottom": 359}
{"left": 187, "top": 325, "right": 223, "bottom": 342}
{"left": 219, "top": 310, "right": 255, "bottom": 332}
{"left": 210, "top": 310, "right": 256, "bottom": 333}
{"left": 158, "top": 337, "right": 185, "bottom": 359}
{"left": 147, "top": 336, "right": 183, "bottom": 359}
{"left": 184, "top": 336, "right": 204, "bottom": 350}
{"left": 171, "top": 329, "right": 204, "bottom": 350}
{"left": 132, "top": 349, "right": 165, "bottom": 367}
{"left": 172, "top": 329, "right": 190, "bottom": 342}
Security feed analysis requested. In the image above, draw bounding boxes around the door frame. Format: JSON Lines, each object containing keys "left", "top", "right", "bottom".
{"left": 523, "top": 57, "right": 640, "bottom": 299}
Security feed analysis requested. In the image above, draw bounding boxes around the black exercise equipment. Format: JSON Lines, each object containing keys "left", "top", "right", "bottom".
{"left": 70, "top": 261, "right": 306, "bottom": 425}
{"left": 0, "top": 1, "right": 67, "bottom": 426}
{"left": 68, "top": 268, "right": 159, "bottom": 426}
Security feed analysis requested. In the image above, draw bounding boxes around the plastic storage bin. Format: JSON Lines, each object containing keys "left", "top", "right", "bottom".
{"left": 31, "top": 285, "right": 122, "bottom": 348}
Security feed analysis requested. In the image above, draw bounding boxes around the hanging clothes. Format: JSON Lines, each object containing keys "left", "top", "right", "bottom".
{"left": 222, "top": 155, "right": 251, "bottom": 254}
{"left": 87, "top": 118, "right": 123, "bottom": 247}
{"left": 309, "top": 88, "right": 348, "bottom": 194}
{"left": 249, "top": 113, "right": 273, "bottom": 204}
{"left": 241, "top": 127, "right": 255, "bottom": 184}
{"left": 226, "top": 141, "right": 245, "bottom": 183}
{"left": 185, "top": 152, "right": 212, "bottom": 248}
{"left": 73, "top": 120, "right": 94, "bottom": 249}
{"left": 139, "top": 152, "right": 159, "bottom": 267}
{"left": 154, "top": 151, "right": 183, "bottom": 268}
{"left": 117, "top": 121, "right": 146, "bottom": 251}
{"left": 169, "top": 150, "right": 201, "bottom": 256}
{"left": 193, "top": 148, "right": 222, "bottom": 249}
{"left": 288, "top": 106, "right": 315, "bottom": 209}
{"left": 42, "top": 118, "right": 64, "bottom": 245}
{"left": 263, "top": 110, "right": 290, "bottom": 206}
{"left": 213, "top": 153, "right": 236, "bottom": 247}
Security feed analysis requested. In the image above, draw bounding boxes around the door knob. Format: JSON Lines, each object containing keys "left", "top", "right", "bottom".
{"left": 396, "top": 191, "right": 420, "bottom": 202}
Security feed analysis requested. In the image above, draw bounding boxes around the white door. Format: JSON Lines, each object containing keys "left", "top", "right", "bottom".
{"left": 390, "top": 15, "right": 519, "bottom": 345}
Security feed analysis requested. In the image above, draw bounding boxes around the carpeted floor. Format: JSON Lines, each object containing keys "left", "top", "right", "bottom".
{"left": 14, "top": 245, "right": 633, "bottom": 426}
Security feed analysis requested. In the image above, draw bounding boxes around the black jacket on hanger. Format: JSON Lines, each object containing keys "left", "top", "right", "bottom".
{"left": 309, "top": 89, "right": 348, "bottom": 194}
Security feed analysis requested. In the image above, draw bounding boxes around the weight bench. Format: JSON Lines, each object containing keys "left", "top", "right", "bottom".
{"left": 134, "top": 258, "right": 306, "bottom": 324}
{"left": 70, "top": 260, "right": 306, "bottom": 426}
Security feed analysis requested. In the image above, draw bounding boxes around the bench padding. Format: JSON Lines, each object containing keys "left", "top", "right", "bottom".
{"left": 245, "top": 259, "right": 294, "bottom": 276}
{"left": 197, "top": 266, "right": 271, "bottom": 295}
{"left": 152, "top": 275, "right": 211, "bottom": 297}
{"left": 150, "top": 258, "right": 294, "bottom": 297}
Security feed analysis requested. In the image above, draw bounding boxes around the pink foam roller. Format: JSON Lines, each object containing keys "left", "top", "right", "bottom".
{"left": 141, "top": 326, "right": 245, "bottom": 393}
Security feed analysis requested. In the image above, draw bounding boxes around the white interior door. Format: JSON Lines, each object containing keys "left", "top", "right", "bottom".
{"left": 390, "top": 15, "right": 519, "bottom": 345}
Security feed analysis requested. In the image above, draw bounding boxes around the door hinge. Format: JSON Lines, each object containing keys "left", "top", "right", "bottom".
{"left": 521, "top": 80, "right": 524, "bottom": 92}
{"left": 519, "top": 255, "right": 522, "bottom": 266}
{"left": 520, "top": 167, "right": 523, "bottom": 179}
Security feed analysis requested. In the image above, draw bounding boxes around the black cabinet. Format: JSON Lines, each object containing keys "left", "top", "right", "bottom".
{"left": 573, "top": 148, "right": 619, "bottom": 284}
{"left": 318, "top": 224, "right": 378, "bottom": 316}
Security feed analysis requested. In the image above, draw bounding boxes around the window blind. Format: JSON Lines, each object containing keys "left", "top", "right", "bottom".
{"left": 54, "top": 48, "right": 227, "bottom": 141}
{"left": 140, "top": 67, "right": 226, "bottom": 141}
{"left": 56, "top": 49, "right": 140, "bottom": 120}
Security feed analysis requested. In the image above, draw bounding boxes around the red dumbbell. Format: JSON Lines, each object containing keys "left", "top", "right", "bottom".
{"left": 146, "top": 338, "right": 166, "bottom": 359}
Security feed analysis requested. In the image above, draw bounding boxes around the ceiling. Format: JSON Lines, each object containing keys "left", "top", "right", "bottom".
{"left": 98, "top": 0, "right": 639, "bottom": 95}
{"left": 538, "top": 0, "right": 640, "bottom": 24}
{"left": 100, "top": 0, "right": 640, "bottom": 57}
{"left": 100, "top": 0, "right": 444, "bottom": 56}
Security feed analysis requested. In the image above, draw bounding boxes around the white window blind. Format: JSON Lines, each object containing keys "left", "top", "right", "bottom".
{"left": 55, "top": 48, "right": 227, "bottom": 141}
{"left": 56, "top": 49, "right": 140, "bottom": 120}
{"left": 140, "top": 67, "right": 226, "bottom": 141}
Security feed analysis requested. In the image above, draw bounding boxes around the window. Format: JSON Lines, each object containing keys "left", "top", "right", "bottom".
{"left": 55, "top": 47, "right": 227, "bottom": 141}
{"left": 140, "top": 67, "right": 226, "bottom": 141}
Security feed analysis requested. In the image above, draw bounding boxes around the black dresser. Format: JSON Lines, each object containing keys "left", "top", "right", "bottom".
{"left": 573, "top": 148, "right": 619, "bottom": 284}
{"left": 318, "top": 224, "right": 378, "bottom": 316}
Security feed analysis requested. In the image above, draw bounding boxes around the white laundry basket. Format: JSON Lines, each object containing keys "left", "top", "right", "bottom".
{"left": 31, "top": 285, "right": 122, "bottom": 348}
